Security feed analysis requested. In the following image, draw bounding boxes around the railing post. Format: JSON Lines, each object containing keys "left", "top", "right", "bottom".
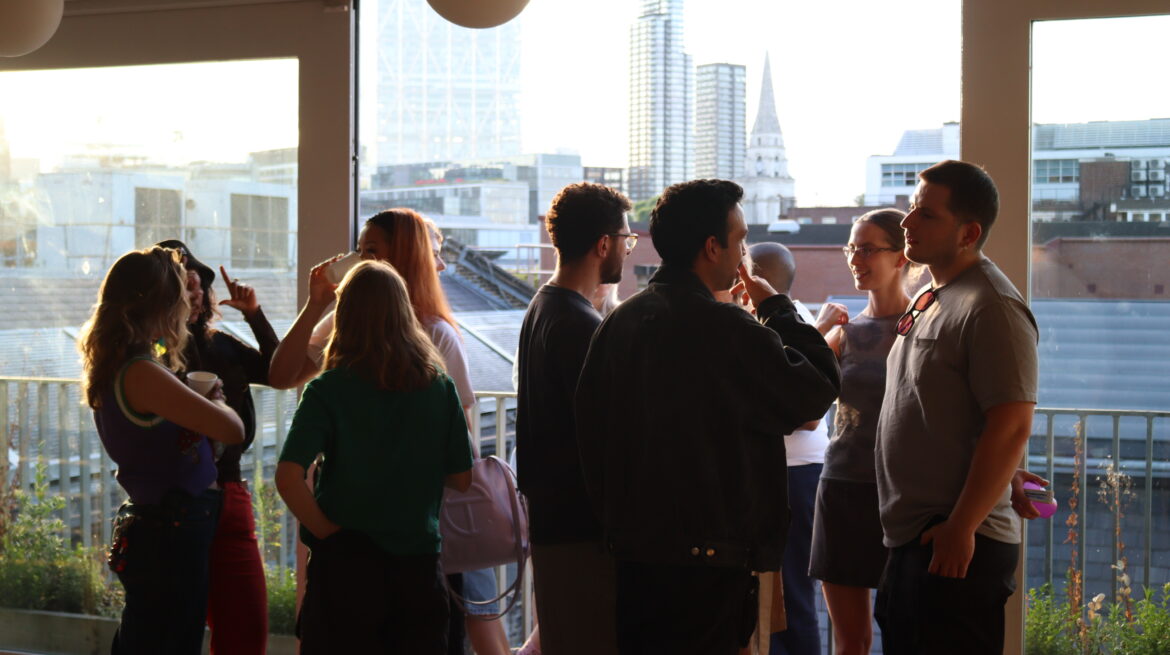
{"left": 0, "top": 382, "right": 8, "bottom": 499}
{"left": 470, "top": 400, "right": 482, "bottom": 456}
{"left": 18, "top": 382, "right": 30, "bottom": 493}
{"left": 79, "top": 402, "right": 92, "bottom": 550}
{"left": 275, "top": 389, "right": 291, "bottom": 571}
{"left": 1077, "top": 414, "right": 1088, "bottom": 608}
{"left": 57, "top": 382, "right": 71, "bottom": 544}
{"left": 1043, "top": 411, "right": 1055, "bottom": 588}
{"left": 37, "top": 383, "right": 50, "bottom": 497}
{"left": 1111, "top": 413, "right": 1122, "bottom": 602}
{"left": 494, "top": 395, "right": 506, "bottom": 459}
{"left": 1144, "top": 414, "right": 1154, "bottom": 592}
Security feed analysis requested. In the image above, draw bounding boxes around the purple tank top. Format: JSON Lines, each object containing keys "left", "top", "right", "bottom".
{"left": 92, "top": 358, "right": 216, "bottom": 505}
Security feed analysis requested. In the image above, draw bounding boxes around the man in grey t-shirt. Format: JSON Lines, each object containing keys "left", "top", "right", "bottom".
{"left": 874, "top": 160, "right": 1038, "bottom": 655}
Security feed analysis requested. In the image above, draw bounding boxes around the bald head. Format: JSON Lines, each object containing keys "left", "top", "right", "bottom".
{"left": 749, "top": 242, "right": 796, "bottom": 294}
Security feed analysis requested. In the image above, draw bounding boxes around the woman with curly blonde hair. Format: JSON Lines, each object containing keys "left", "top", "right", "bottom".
{"left": 79, "top": 246, "right": 243, "bottom": 655}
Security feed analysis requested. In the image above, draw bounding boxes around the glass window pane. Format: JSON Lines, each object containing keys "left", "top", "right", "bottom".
{"left": 0, "top": 58, "right": 298, "bottom": 554}
{"left": 1028, "top": 14, "right": 1170, "bottom": 637}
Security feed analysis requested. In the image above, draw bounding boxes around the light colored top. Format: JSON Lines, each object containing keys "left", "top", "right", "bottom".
{"left": 308, "top": 310, "right": 474, "bottom": 407}
{"left": 783, "top": 300, "right": 828, "bottom": 466}
{"left": 784, "top": 415, "right": 828, "bottom": 466}
{"left": 875, "top": 257, "right": 1038, "bottom": 547}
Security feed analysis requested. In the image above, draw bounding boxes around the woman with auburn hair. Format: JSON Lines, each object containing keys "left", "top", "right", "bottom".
{"left": 79, "top": 246, "right": 244, "bottom": 655}
{"left": 269, "top": 208, "right": 509, "bottom": 654}
{"left": 269, "top": 208, "right": 466, "bottom": 407}
{"left": 275, "top": 260, "right": 473, "bottom": 654}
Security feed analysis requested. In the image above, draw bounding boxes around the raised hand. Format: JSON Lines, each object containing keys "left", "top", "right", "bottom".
{"left": 218, "top": 265, "right": 261, "bottom": 319}
{"left": 308, "top": 255, "right": 344, "bottom": 308}
{"left": 814, "top": 302, "right": 849, "bottom": 336}
{"left": 736, "top": 262, "right": 780, "bottom": 308}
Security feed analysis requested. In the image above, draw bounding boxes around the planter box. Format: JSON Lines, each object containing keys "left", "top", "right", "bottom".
{"left": 0, "top": 607, "right": 297, "bottom": 655}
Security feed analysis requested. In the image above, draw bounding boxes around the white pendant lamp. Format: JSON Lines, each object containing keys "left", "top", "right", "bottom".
{"left": 426, "top": 0, "right": 530, "bottom": 29}
{"left": 0, "top": 0, "right": 65, "bottom": 57}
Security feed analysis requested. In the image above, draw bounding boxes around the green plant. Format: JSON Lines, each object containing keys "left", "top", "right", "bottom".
{"left": 1026, "top": 584, "right": 1076, "bottom": 655}
{"left": 0, "top": 461, "right": 110, "bottom": 615}
{"left": 1025, "top": 431, "right": 1170, "bottom": 655}
{"left": 266, "top": 566, "right": 297, "bottom": 635}
{"left": 252, "top": 475, "right": 286, "bottom": 568}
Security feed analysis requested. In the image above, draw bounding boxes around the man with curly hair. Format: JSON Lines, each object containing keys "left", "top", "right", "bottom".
{"left": 516, "top": 181, "right": 633, "bottom": 654}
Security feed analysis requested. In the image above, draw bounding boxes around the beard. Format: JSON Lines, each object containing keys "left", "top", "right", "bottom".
{"left": 600, "top": 248, "right": 624, "bottom": 284}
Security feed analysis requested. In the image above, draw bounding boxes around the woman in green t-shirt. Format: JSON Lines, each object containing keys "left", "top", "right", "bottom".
{"left": 275, "top": 260, "right": 474, "bottom": 654}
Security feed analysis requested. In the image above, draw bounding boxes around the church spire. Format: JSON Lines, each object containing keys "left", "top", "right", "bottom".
{"left": 751, "top": 52, "right": 782, "bottom": 136}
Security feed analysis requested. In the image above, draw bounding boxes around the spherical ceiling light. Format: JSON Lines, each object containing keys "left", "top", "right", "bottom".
{"left": 426, "top": 0, "right": 530, "bottom": 29}
{"left": 0, "top": 0, "right": 65, "bottom": 57}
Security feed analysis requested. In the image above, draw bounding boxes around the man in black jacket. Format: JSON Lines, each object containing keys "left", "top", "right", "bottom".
{"left": 575, "top": 179, "right": 841, "bottom": 655}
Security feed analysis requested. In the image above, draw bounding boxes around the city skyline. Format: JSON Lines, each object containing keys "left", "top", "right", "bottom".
{"left": 1, "top": 7, "right": 1168, "bottom": 206}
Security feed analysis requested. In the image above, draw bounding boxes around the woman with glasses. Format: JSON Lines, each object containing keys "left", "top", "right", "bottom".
{"left": 809, "top": 209, "right": 910, "bottom": 655}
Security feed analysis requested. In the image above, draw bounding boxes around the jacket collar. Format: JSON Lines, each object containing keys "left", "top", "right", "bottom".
{"left": 648, "top": 264, "right": 716, "bottom": 301}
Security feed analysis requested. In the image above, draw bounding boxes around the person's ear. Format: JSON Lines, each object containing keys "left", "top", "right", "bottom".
{"left": 960, "top": 221, "right": 983, "bottom": 250}
{"left": 703, "top": 235, "right": 721, "bottom": 263}
{"left": 595, "top": 233, "right": 611, "bottom": 259}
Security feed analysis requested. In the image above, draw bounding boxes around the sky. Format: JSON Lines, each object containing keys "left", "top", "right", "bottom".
{"left": 1, "top": 5, "right": 1168, "bottom": 206}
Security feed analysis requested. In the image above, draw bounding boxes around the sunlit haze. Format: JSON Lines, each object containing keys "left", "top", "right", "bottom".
{"left": 1, "top": 7, "right": 1168, "bottom": 206}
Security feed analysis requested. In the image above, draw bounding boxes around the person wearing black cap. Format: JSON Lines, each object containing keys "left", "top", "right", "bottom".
{"left": 157, "top": 239, "right": 279, "bottom": 654}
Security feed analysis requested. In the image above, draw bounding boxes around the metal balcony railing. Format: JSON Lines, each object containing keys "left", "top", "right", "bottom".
{"left": 4, "top": 375, "right": 1167, "bottom": 640}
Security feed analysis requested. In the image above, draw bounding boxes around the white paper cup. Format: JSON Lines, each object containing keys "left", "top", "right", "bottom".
{"left": 186, "top": 371, "right": 218, "bottom": 396}
{"left": 326, "top": 251, "right": 362, "bottom": 285}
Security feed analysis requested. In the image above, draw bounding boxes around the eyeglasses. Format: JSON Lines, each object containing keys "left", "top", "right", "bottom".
{"left": 842, "top": 246, "right": 899, "bottom": 259}
{"left": 609, "top": 233, "right": 638, "bottom": 251}
{"left": 896, "top": 288, "right": 937, "bottom": 336}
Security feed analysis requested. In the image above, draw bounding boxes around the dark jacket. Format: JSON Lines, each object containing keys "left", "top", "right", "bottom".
{"left": 183, "top": 308, "right": 280, "bottom": 484}
{"left": 574, "top": 265, "right": 840, "bottom": 571}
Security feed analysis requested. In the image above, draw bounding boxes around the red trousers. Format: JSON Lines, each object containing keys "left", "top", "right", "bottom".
{"left": 207, "top": 481, "right": 269, "bottom": 654}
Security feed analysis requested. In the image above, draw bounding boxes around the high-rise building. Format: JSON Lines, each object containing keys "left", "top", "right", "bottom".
{"left": 374, "top": 0, "right": 522, "bottom": 166}
{"left": 739, "top": 54, "right": 796, "bottom": 224}
{"left": 695, "top": 63, "right": 746, "bottom": 180}
{"left": 628, "top": 0, "right": 692, "bottom": 202}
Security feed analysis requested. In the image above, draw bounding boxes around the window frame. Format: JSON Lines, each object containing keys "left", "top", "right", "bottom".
{"left": 962, "top": 2, "right": 1170, "bottom": 652}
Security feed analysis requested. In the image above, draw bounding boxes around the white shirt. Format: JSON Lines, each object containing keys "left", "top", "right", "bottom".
{"left": 785, "top": 300, "right": 829, "bottom": 466}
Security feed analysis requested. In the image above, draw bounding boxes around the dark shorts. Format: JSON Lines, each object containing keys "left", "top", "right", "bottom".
{"left": 809, "top": 478, "right": 888, "bottom": 588}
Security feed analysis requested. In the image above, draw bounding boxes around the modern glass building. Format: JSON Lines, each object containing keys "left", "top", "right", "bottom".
{"left": 695, "top": 63, "right": 746, "bottom": 181}
{"left": 373, "top": 0, "right": 523, "bottom": 166}
{"left": 628, "top": 0, "right": 692, "bottom": 201}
